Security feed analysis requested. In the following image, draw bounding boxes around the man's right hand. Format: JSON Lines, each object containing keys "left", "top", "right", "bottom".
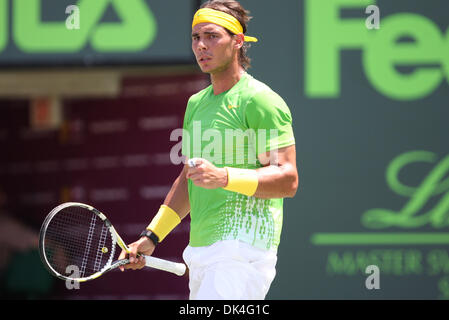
{"left": 118, "top": 237, "right": 156, "bottom": 272}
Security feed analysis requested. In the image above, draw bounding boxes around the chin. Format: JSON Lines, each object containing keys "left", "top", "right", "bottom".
{"left": 198, "top": 63, "right": 214, "bottom": 73}
{"left": 199, "top": 66, "right": 211, "bottom": 73}
{"left": 202, "top": 65, "right": 229, "bottom": 75}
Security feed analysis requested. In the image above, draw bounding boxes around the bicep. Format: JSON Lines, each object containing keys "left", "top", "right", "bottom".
{"left": 254, "top": 145, "right": 298, "bottom": 198}
{"left": 258, "top": 144, "right": 297, "bottom": 170}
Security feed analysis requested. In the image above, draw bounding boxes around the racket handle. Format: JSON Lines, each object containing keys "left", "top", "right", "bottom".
{"left": 143, "top": 255, "right": 186, "bottom": 276}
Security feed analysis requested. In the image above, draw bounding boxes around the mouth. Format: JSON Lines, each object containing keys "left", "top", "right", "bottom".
{"left": 198, "top": 56, "right": 212, "bottom": 64}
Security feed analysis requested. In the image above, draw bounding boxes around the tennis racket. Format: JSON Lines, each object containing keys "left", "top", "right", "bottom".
{"left": 39, "top": 202, "right": 186, "bottom": 283}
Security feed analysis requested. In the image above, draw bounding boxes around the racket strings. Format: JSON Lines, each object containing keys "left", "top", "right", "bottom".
{"left": 93, "top": 223, "right": 111, "bottom": 273}
{"left": 43, "top": 206, "right": 114, "bottom": 279}
{"left": 79, "top": 213, "right": 98, "bottom": 277}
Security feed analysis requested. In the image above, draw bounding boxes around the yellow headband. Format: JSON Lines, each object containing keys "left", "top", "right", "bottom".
{"left": 192, "top": 8, "right": 258, "bottom": 43}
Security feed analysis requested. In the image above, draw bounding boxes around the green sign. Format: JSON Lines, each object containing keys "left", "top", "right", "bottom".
{"left": 363, "top": 151, "right": 449, "bottom": 229}
{"left": 10, "top": 0, "right": 156, "bottom": 52}
{"left": 0, "top": 0, "right": 195, "bottom": 66}
{"left": 305, "top": 0, "right": 449, "bottom": 100}
{"left": 311, "top": 151, "right": 449, "bottom": 244}
{"left": 0, "top": 0, "right": 6, "bottom": 52}
{"left": 310, "top": 151, "right": 449, "bottom": 299}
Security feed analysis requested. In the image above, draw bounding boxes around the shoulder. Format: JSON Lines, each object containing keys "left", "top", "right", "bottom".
{"left": 244, "top": 75, "right": 291, "bottom": 116}
{"left": 188, "top": 85, "right": 212, "bottom": 105}
{"left": 184, "top": 85, "right": 212, "bottom": 121}
{"left": 242, "top": 74, "right": 274, "bottom": 97}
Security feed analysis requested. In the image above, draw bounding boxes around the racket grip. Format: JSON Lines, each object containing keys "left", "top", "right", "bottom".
{"left": 143, "top": 255, "right": 186, "bottom": 276}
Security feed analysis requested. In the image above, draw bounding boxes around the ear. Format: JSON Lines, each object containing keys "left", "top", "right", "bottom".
{"left": 234, "top": 33, "right": 245, "bottom": 50}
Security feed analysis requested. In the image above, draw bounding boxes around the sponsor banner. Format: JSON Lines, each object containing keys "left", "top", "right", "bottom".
{"left": 0, "top": 0, "right": 197, "bottom": 67}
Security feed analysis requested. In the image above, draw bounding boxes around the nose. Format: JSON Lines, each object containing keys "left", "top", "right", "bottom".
{"left": 195, "top": 38, "right": 207, "bottom": 52}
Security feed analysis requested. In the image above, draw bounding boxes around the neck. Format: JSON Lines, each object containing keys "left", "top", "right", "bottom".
{"left": 210, "top": 62, "right": 245, "bottom": 95}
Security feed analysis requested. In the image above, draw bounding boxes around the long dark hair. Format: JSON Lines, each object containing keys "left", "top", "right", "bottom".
{"left": 200, "top": 0, "right": 253, "bottom": 70}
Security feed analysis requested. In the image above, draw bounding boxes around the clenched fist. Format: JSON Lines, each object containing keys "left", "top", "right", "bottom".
{"left": 186, "top": 158, "right": 228, "bottom": 189}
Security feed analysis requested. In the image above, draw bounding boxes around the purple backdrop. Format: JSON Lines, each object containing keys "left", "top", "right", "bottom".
{"left": 0, "top": 72, "right": 210, "bottom": 299}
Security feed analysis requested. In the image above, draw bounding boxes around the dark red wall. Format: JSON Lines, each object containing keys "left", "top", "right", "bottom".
{"left": 0, "top": 71, "right": 209, "bottom": 299}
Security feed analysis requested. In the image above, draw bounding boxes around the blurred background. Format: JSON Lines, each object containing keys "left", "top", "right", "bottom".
{"left": 0, "top": 0, "right": 448, "bottom": 300}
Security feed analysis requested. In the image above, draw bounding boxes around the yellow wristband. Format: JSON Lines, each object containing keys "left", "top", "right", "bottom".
{"left": 147, "top": 205, "right": 181, "bottom": 242}
{"left": 223, "top": 167, "right": 259, "bottom": 197}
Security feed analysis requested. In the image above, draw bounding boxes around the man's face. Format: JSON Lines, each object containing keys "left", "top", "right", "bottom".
{"left": 191, "top": 22, "right": 238, "bottom": 74}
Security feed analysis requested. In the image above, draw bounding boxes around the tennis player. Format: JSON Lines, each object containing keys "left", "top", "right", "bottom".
{"left": 119, "top": 0, "right": 298, "bottom": 300}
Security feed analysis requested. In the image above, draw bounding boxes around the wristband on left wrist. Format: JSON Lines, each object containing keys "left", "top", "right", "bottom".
{"left": 146, "top": 205, "right": 181, "bottom": 242}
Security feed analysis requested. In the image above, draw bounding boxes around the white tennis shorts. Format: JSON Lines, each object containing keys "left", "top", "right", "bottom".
{"left": 182, "top": 240, "right": 277, "bottom": 300}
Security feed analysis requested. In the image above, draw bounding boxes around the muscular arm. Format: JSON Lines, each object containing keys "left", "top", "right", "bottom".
{"left": 163, "top": 163, "right": 191, "bottom": 220}
{"left": 187, "top": 144, "right": 299, "bottom": 199}
{"left": 254, "top": 144, "right": 298, "bottom": 199}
